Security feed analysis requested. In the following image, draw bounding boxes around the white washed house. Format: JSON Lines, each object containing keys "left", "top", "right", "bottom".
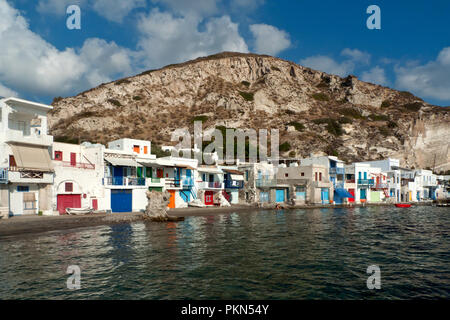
{"left": 0, "top": 97, "right": 54, "bottom": 217}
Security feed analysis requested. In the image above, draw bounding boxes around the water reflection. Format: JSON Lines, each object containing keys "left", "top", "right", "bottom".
{"left": 0, "top": 206, "right": 448, "bottom": 299}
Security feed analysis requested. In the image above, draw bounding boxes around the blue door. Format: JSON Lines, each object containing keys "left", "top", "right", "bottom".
{"left": 360, "top": 189, "right": 367, "bottom": 200}
{"left": 276, "top": 189, "right": 285, "bottom": 203}
{"left": 321, "top": 188, "right": 329, "bottom": 204}
{"left": 113, "top": 166, "right": 124, "bottom": 185}
{"left": 111, "top": 189, "right": 132, "bottom": 212}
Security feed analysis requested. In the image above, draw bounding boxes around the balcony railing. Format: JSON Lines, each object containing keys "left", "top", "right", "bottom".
{"left": 165, "top": 178, "right": 181, "bottom": 188}
{"left": 334, "top": 182, "right": 345, "bottom": 189}
{"left": 358, "top": 179, "right": 375, "bottom": 186}
{"left": 225, "top": 180, "right": 244, "bottom": 189}
{"left": 329, "top": 167, "right": 345, "bottom": 175}
{"left": 182, "top": 177, "right": 195, "bottom": 188}
{"left": 103, "top": 177, "right": 145, "bottom": 186}
{"left": 255, "top": 178, "right": 277, "bottom": 188}
{"left": 0, "top": 168, "right": 7, "bottom": 184}
{"left": 198, "top": 181, "right": 224, "bottom": 189}
{"left": 373, "top": 183, "right": 389, "bottom": 189}
{"left": 345, "top": 179, "right": 355, "bottom": 184}
{"left": 58, "top": 161, "right": 95, "bottom": 170}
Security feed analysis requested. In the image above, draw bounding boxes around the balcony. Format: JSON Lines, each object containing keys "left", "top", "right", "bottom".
{"left": 329, "top": 167, "right": 345, "bottom": 175}
{"left": 5, "top": 130, "right": 53, "bottom": 146}
{"left": 0, "top": 168, "right": 8, "bottom": 184}
{"left": 165, "top": 178, "right": 181, "bottom": 189}
{"left": 54, "top": 161, "right": 95, "bottom": 170}
{"left": 358, "top": 179, "right": 375, "bottom": 186}
{"left": 103, "top": 177, "right": 146, "bottom": 187}
{"left": 373, "top": 183, "right": 389, "bottom": 189}
{"left": 198, "top": 181, "right": 224, "bottom": 189}
{"left": 147, "top": 177, "right": 165, "bottom": 187}
{"left": 7, "top": 170, "right": 53, "bottom": 184}
{"left": 182, "top": 177, "right": 195, "bottom": 188}
{"left": 256, "top": 178, "right": 277, "bottom": 188}
{"left": 224, "top": 179, "right": 244, "bottom": 189}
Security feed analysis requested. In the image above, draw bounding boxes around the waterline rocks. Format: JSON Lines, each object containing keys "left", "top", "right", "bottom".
{"left": 144, "top": 190, "right": 184, "bottom": 222}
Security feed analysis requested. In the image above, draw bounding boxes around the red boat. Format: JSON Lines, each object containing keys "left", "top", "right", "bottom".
{"left": 395, "top": 203, "right": 412, "bottom": 208}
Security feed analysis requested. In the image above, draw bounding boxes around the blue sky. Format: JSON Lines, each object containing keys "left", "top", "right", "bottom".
{"left": 1, "top": 0, "right": 449, "bottom": 106}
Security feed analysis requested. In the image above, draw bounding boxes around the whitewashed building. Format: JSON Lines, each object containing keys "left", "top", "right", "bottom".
{"left": 0, "top": 97, "right": 54, "bottom": 217}
{"left": 51, "top": 142, "right": 105, "bottom": 214}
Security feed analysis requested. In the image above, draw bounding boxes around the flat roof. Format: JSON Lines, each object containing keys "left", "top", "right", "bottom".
{"left": 2, "top": 97, "right": 52, "bottom": 111}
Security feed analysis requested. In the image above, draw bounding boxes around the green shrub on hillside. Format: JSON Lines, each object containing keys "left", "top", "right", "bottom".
{"left": 108, "top": 99, "right": 122, "bottom": 107}
{"left": 133, "top": 96, "right": 142, "bottom": 101}
{"left": 340, "top": 107, "right": 364, "bottom": 119}
{"left": 279, "top": 142, "right": 291, "bottom": 152}
{"left": 115, "top": 79, "right": 131, "bottom": 85}
{"left": 313, "top": 118, "right": 343, "bottom": 136}
{"left": 311, "top": 93, "right": 329, "bottom": 101}
{"left": 191, "top": 115, "right": 209, "bottom": 123}
{"left": 338, "top": 117, "right": 352, "bottom": 124}
{"left": 241, "top": 81, "right": 250, "bottom": 87}
{"left": 381, "top": 100, "right": 391, "bottom": 108}
{"left": 287, "top": 121, "right": 305, "bottom": 131}
{"left": 238, "top": 91, "right": 254, "bottom": 101}
{"left": 370, "top": 114, "right": 390, "bottom": 121}
{"left": 402, "top": 102, "right": 422, "bottom": 112}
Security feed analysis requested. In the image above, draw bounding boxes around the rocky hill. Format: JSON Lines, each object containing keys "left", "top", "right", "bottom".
{"left": 48, "top": 52, "right": 450, "bottom": 171}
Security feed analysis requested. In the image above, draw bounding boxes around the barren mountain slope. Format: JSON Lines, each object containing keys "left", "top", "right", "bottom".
{"left": 48, "top": 52, "right": 450, "bottom": 170}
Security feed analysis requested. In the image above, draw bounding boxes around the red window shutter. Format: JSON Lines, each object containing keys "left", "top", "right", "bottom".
{"left": 54, "top": 151, "right": 63, "bottom": 161}
{"left": 65, "top": 182, "right": 73, "bottom": 192}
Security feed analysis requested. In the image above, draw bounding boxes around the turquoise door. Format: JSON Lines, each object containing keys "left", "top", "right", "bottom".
{"left": 321, "top": 188, "right": 329, "bottom": 204}
{"left": 360, "top": 189, "right": 367, "bottom": 200}
{"left": 276, "top": 189, "right": 285, "bottom": 203}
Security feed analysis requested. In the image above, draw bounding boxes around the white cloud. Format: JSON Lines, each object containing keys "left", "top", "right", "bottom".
{"left": 341, "top": 48, "right": 371, "bottom": 65}
{"left": 300, "top": 48, "right": 371, "bottom": 77}
{"left": 249, "top": 24, "right": 291, "bottom": 56}
{"left": 37, "top": 0, "right": 86, "bottom": 15}
{"left": 91, "top": 0, "right": 146, "bottom": 23}
{"left": 361, "top": 66, "right": 388, "bottom": 86}
{"left": 230, "top": 0, "right": 265, "bottom": 11}
{"left": 151, "top": 0, "right": 219, "bottom": 17}
{"left": 137, "top": 9, "right": 248, "bottom": 68}
{"left": 300, "top": 55, "right": 354, "bottom": 77}
{"left": 395, "top": 47, "right": 450, "bottom": 101}
{"left": 37, "top": 0, "right": 144, "bottom": 22}
{"left": 0, "top": 83, "right": 18, "bottom": 97}
{"left": 0, "top": 1, "right": 133, "bottom": 97}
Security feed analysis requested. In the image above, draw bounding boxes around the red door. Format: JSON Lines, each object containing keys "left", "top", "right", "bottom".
{"left": 92, "top": 199, "right": 98, "bottom": 211}
{"left": 70, "top": 153, "right": 76, "bottom": 166}
{"left": 57, "top": 194, "right": 81, "bottom": 214}
{"left": 205, "top": 191, "right": 214, "bottom": 206}
{"left": 348, "top": 189, "right": 355, "bottom": 203}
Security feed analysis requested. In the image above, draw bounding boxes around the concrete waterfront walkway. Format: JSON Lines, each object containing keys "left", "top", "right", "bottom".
{"left": 0, "top": 202, "right": 431, "bottom": 238}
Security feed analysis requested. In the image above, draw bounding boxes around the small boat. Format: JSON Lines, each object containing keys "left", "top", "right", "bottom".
{"left": 66, "top": 207, "right": 94, "bottom": 215}
{"left": 395, "top": 203, "right": 411, "bottom": 208}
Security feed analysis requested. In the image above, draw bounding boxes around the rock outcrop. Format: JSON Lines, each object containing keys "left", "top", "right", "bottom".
{"left": 144, "top": 190, "right": 171, "bottom": 222}
{"left": 48, "top": 52, "right": 450, "bottom": 171}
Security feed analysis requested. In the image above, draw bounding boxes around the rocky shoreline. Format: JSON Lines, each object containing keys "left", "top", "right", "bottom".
{"left": 0, "top": 202, "right": 433, "bottom": 239}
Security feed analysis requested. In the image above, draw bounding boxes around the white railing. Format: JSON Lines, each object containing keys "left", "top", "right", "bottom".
{"left": 198, "top": 181, "right": 224, "bottom": 189}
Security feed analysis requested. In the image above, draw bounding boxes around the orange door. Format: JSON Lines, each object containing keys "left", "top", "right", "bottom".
{"left": 168, "top": 190, "right": 176, "bottom": 209}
